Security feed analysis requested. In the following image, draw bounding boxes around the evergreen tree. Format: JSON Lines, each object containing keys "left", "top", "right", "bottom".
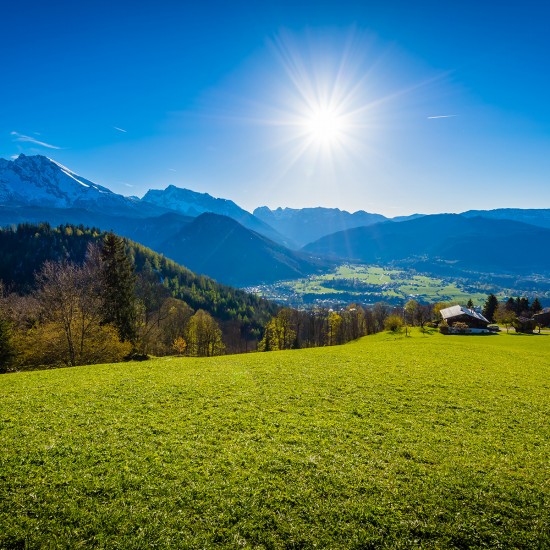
{"left": 482, "top": 294, "right": 499, "bottom": 322}
{"left": 531, "top": 297, "right": 543, "bottom": 314}
{"left": 466, "top": 299, "right": 474, "bottom": 309}
{"left": 517, "top": 297, "right": 530, "bottom": 316}
{"left": 100, "top": 233, "right": 137, "bottom": 343}
{"left": 0, "top": 315, "right": 15, "bottom": 373}
{"left": 505, "top": 297, "right": 516, "bottom": 312}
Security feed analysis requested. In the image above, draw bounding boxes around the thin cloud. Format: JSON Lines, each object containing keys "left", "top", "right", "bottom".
{"left": 11, "top": 131, "right": 61, "bottom": 149}
{"left": 168, "top": 168, "right": 177, "bottom": 172}
{"left": 427, "top": 115, "right": 457, "bottom": 119}
{"left": 114, "top": 126, "right": 127, "bottom": 133}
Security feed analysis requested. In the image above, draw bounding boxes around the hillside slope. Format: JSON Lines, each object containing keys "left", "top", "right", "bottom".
{"left": 158, "top": 212, "right": 332, "bottom": 286}
{"left": 0, "top": 223, "right": 277, "bottom": 326}
{"left": 1, "top": 330, "right": 548, "bottom": 548}
{"left": 303, "top": 214, "right": 550, "bottom": 273}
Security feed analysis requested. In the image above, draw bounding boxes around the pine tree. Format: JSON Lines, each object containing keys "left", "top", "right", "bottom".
{"left": 466, "top": 299, "right": 474, "bottom": 309}
{"left": 482, "top": 294, "right": 499, "bottom": 322}
{"left": 505, "top": 297, "right": 516, "bottom": 312}
{"left": 100, "top": 233, "right": 137, "bottom": 343}
{"left": 531, "top": 297, "right": 543, "bottom": 314}
{"left": 0, "top": 315, "right": 15, "bottom": 373}
{"left": 517, "top": 297, "right": 530, "bottom": 316}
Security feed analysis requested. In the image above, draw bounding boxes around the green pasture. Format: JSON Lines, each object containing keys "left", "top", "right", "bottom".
{"left": 281, "top": 264, "right": 489, "bottom": 304}
{"left": 1, "top": 331, "right": 549, "bottom": 548}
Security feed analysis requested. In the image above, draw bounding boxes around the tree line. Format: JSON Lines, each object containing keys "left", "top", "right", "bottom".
{"left": 481, "top": 294, "right": 544, "bottom": 332}
{"left": 256, "top": 293, "right": 547, "bottom": 351}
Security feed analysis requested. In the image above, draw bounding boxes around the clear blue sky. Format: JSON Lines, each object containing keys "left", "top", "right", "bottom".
{"left": 2, "top": 0, "right": 549, "bottom": 216}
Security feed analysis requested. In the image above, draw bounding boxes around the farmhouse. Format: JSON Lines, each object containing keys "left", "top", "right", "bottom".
{"left": 534, "top": 308, "right": 550, "bottom": 328}
{"left": 439, "top": 305, "right": 490, "bottom": 333}
{"left": 515, "top": 316, "right": 536, "bottom": 333}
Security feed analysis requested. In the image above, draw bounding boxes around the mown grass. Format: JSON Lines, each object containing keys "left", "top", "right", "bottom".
{"left": 1, "top": 331, "right": 549, "bottom": 548}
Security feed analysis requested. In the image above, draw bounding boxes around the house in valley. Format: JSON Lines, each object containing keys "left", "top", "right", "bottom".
{"left": 533, "top": 308, "right": 550, "bottom": 329}
{"left": 439, "top": 305, "right": 490, "bottom": 334}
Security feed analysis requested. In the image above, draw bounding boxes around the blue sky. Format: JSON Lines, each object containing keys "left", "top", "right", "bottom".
{"left": 2, "top": 0, "right": 549, "bottom": 216}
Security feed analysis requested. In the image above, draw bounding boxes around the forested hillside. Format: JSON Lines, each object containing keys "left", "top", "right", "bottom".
{"left": 158, "top": 213, "right": 331, "bottom": 286}
{"left": 0, "top": 224, "right": 278, "bottom": 364}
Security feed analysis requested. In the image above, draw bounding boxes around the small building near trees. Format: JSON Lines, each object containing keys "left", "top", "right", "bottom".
{"left": 439, "top": 305, "right": 490, "bottom": 334}
{"left": 514, "top": 316, "right": 537, "bottom": 333}
{"left": 534, "top": 308, "right": 550, "bottom": 328}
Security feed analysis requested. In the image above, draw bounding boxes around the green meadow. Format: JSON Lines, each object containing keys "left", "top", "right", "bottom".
{"left": 257, "top": 265, "right": 491, "bottom": 306}
{"left": 1, "top": 331, "right": 549, "bottom": 548}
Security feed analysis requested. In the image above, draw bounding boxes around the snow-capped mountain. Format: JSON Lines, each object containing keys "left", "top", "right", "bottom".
{"left": 0, "top": 155, "right": 159, "bottom": 216}
{"left": 0, "top": 155, "right": 291, "bottom": 246}
{"left": 142, "top": 185, "right": 251, "bottom": 218}
{"left": 142, "top": 185, "right": 294, "bottom": 247}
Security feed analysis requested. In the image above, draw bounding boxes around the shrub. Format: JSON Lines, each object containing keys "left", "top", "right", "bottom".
{"left": 453, "top": 322, "right": 470, "bottom": 334}
{"left": 172, "top": 336, "right": 187, "bottom": 356}
{"left": 384, "top": 314, "right": 404, "bottom": 333}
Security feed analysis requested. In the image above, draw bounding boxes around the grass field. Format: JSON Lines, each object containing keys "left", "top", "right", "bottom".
{"left": 1, "top": 331, "right": 549, "bottom": 548}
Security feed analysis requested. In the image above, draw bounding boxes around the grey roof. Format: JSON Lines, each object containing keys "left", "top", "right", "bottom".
{"left": 440, "top": 305, "right": 490, "bottom": 324}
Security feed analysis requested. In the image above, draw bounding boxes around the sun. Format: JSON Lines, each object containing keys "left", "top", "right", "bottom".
{"left": 304, "top": 106, "right": 345, "bottom": 144}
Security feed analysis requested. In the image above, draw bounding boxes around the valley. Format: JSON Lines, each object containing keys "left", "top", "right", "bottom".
{"left": 246, "top": 264, "right": 550, "bottom": 308}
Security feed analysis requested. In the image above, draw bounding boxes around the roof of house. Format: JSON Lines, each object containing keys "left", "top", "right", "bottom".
{"left": 533, "top": 308, "right": 550, "bottom": 319}
{"left": 439, "top": 305, "right": 490, "bottom": 324}
{"left": 517, "top": 315, "right": 535, "bottom": 323}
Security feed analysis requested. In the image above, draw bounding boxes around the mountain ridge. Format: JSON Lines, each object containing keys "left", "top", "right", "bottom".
{"left": 303, "top": 214, "right": 550, "bottom": 274}
{"left": 0, "top": 155, "right": 165, "bottom": 218}
{"left": 253, "top": 205, "right": 389, "bottom": 247}
{"left": 157, "top": 212, "right": 332, "bottom": 287}
{"left": 143, "top": 185, "right": 292, "bottom": 247}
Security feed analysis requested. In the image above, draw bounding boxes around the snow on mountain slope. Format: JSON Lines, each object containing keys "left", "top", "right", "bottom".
{"left": 143, "top": 185, "right": 247, "bottom": 218}
{"left": 142, "top": 185, "right": 294, "bottom": 247}
{"left": 0, "top": 155, "right": 149, "bottom": 215}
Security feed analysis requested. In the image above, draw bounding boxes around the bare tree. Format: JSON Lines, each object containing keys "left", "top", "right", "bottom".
{"left": 34, "top": 247, "right": 129, "bottom": 366}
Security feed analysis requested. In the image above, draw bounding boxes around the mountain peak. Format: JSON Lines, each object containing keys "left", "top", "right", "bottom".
{"left": 253, "top": 205, "right": 388, "bottom": 247}
{"left": 0, "top": 154, "right": 144, "bottom": 215}
{"left": 142, "top": 185, "right": 293, "bottom": 247}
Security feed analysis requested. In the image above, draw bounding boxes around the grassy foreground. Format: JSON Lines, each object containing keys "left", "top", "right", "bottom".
{"left": 1, "top": 331, "right": 549, "bottom": 549}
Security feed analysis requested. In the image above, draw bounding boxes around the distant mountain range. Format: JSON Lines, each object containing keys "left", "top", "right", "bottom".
{"left": 1, "top": 154, "right": 549, "bottom": 286}
{"left": 253, "top": 206, "right": 388, "bottom": 248}
{"left": 461, "top": 208, "right": 550, "bottom": 229}
{"left": 0, "top": 154, "right": 162, "bottom": 217}
{"left": 303, "top": 214, "right": 550, "bottom": 274}
{"left": 0, "top": 155, "right": 326, "bottom": 285}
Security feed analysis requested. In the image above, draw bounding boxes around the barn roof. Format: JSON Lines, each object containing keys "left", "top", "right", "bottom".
{"left": 440, "top": 305, "right": 490, "bottom": 324}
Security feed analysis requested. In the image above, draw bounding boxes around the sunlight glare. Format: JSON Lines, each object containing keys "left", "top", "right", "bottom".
{"left": 304, "top": 106, "right": 345, "bottom": 144}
